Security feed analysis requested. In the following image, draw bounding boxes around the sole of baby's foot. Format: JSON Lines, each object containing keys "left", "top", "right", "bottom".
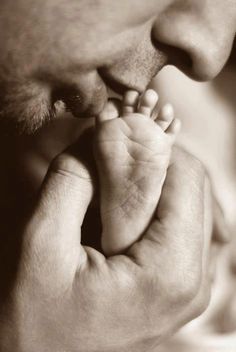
{"left": 94, "top": 89, "right": 180, "bottom": 256}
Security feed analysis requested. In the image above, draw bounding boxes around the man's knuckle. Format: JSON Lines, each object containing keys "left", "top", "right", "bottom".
{"left": 191, "top": 284, "right": 211, "bottom": 319}
{"left": 50, "top": 153, "right": 77, "bottom": 174}
{"left": 171, "top": 285, "right": 195, "bottom": 305}
{"left": 50, "top": 153, "right": 90, "bottom": 181}
{"left": 138, "top": 262, "right": 202, "bottom": 307}
{"left": 165, "top": 272, "right": 201, "bottom": 305}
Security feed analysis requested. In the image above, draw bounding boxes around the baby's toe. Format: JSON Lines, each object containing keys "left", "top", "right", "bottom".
{"left": 138, "top": 89, "right": 158, "bottom": 117}
{"left": 155, "top": 103, "right": 175, "bottom": 131}
{"left": 166, "top": 118, "right": 181, "bottom": 140}
{"left": 97, "top": 99, "right": 120, "bottom": 123}
{"left": 122, "top": 90, "right": 139, "bottom": 115}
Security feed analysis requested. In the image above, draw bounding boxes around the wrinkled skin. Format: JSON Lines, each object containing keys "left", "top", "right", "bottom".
{"left": 0, "top": 0, "right": 235, "bottom": 351}
{"left": 0, "top": 0, "right": 235, "bottom": 132}
{"left": 0, "top": 146, "right": 214, "bottom": 352}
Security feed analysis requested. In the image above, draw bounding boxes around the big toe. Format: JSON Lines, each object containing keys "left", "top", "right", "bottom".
{"left": 97, "top": 99, "right": 121, "bottom": 123}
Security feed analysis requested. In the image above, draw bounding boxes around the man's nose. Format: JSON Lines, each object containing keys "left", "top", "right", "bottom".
{"left": 152, "top": 14, "right": 235, "bottom": 81}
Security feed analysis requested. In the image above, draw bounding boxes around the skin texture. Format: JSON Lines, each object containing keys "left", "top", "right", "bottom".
{"left": 0, "top": 0, "right": 235, "bottom": 132}
{"left": 0, "top": 0, "right": 235, "bottom": 351}
{"left": 0, "top": 146, "right": 213, "bottom": 352}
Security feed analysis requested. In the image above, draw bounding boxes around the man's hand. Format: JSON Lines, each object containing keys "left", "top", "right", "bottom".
{"left": 0, "top": 146, "right": 216, "bottom": 352}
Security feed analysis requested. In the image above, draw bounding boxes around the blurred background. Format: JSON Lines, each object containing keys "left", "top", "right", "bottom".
{"left": 152, "top": 44, "right": 236, "bottom": 352}
{"left": 2, "top": 40, "right": 236, "bottom": 352}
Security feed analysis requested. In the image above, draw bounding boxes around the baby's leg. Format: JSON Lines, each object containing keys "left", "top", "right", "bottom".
{"left": 94, "top": 89, "right": 180, "bottom": 256}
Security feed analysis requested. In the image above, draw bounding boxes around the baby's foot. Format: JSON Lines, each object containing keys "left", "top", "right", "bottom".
{"left": 94, "top": 89, "right": 180, "bottom": 256}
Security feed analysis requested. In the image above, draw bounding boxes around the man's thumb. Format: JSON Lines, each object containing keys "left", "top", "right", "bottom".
{"left": 24, "top": 131, "right": 94, "bottom": 279}
{"left": 38, "top": 150, "right": 93, "bottom": 231}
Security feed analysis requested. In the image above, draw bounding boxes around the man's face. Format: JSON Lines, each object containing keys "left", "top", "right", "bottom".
{"left": 0, "top": 0, "right": 235, "bottom": 133}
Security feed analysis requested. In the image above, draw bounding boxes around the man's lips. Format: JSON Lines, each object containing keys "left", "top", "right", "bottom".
{"left": 54, "top": 72, "right": 108, "bottom": 117}
{"left": 55, "top": 68, "right": 147, "bottom": 118}
{"left": 98, "top": 68, "right": 144, "bottom": 96}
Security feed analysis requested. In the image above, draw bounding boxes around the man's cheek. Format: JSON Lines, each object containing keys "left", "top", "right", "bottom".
{"left": 0, "top": 79, "right": 53, "bottom": 134}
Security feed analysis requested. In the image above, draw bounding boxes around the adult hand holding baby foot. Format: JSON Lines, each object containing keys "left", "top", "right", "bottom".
{"left": 0, "top": 91, "right": 223, "bottom": 352}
